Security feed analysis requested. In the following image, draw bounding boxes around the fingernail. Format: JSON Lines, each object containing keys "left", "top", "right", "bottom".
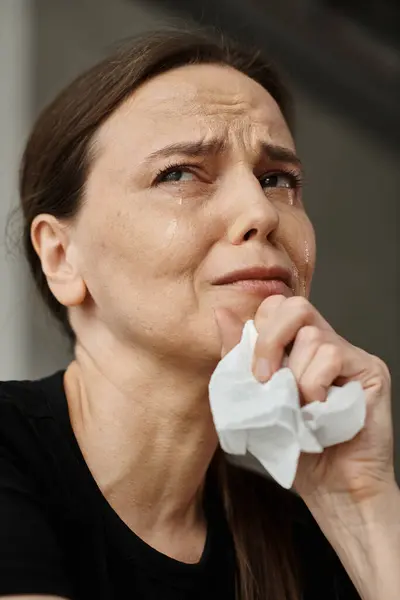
{"left": 254, "top": 358, "right": 271, "bottom": 381}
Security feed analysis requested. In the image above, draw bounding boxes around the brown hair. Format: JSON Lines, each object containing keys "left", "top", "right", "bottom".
{"left": 19, "top": 27, "right": 299, "bottom": 599}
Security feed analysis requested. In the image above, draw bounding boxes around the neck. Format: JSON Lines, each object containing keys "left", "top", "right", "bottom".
{"left": 64, "top": 336, "right": 219, "bottom": 539}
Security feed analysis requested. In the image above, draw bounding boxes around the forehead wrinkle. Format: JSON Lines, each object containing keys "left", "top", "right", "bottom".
{"left": 135, "top": 96, "right": 256, "bottom": 122}
{"left": 124, "top": 70, "right": 277, "bottom": 122}
{"left": 97, "top": 60, "right": 284, "bottom": 126}
{"left": 91, "top": 64, "right": 293, "bottom": 166}
{"left": 221, "top": 118, "right": 296, "bottom": 162}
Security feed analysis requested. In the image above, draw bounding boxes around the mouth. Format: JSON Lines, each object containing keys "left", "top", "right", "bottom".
{"left": 212, "top": 266, "right": 294, "bottom": 298}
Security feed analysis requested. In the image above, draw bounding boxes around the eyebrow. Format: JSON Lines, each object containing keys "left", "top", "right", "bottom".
{"left": 261, "top": 143, "right": 302, "bottom": 168}
{"left": 143, "top": 138, "right": 302, "bottom": 169}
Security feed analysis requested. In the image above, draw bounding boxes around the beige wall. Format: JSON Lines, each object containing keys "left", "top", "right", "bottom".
{"left": 0, "top": 0, "right": 33, "bottom": 379}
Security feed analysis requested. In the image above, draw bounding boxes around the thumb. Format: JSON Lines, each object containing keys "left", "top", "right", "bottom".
{"left": 214, "top": 307, "right": 244, "bottom": 358}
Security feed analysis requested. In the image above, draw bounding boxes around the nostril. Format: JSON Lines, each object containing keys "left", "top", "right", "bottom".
{"left": 243, "top": 228, "right": 257, "bottom": 241}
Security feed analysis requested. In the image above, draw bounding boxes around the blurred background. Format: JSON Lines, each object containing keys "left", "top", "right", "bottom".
{"left": 0, "top": 0, "right": 399, "bottom": 475}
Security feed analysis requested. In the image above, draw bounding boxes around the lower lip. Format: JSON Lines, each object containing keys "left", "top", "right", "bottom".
{"left": 219, "top": 279, "right": 293, "bottom": 297}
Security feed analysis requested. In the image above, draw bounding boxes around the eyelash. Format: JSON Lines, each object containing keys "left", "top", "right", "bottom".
{"left": 260, "top": 169, "right": 304, "bottom": 190}
{"left": 153, "top": 162, "right": 197, "bottom": 184}
{"left": 153, "top": 162, "right": 304, "bottom": 190}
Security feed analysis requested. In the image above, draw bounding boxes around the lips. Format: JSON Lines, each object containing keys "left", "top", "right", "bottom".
{"left": 212, "top": 265, "right": 294, "bottom": 298}
{"left": 213, "top": 266, "right": 292, "bottom": 287}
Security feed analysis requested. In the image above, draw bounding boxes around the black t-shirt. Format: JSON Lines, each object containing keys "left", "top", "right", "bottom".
{"left": 0, "top": 371, "right": 360, "bottom": 599}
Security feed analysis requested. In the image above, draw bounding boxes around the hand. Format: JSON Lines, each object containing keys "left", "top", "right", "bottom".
{"left": 215, "top": 295, "right": 396, "bottom": 508}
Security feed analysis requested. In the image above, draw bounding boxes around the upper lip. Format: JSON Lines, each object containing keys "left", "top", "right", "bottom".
{"left": 213, "top": 265, "right": 293, "bottom": 287}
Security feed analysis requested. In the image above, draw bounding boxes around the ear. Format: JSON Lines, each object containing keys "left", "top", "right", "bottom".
{"left": 31, "top": 214, "right": 87, "bottom": 307}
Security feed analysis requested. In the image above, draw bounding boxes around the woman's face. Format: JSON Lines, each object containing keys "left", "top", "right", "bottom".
{"left": 68, "top": 63, "right": 316, "bottom": 365}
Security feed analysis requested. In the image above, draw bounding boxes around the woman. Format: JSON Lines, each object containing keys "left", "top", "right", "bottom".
{"left": 0, "top": 28, "right": 398, "bottom": 600}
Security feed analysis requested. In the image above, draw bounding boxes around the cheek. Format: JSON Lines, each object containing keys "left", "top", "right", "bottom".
{"left": 278, "top": 209, "right": 316, "bottom": 296}
{"left": 76, "top": 197, "right": 211, "bottom": 293}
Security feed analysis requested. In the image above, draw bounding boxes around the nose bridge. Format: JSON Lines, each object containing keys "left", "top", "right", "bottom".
{"left": 224, "top": 164, "right": 279, "bottom": 244}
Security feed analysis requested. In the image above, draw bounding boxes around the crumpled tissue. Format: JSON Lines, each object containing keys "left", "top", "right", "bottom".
{"left": 209, "top": 320, "right": 366, "bottom": 489}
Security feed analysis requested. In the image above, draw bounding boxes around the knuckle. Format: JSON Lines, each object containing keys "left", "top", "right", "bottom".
{"left": 369, "top": 356, "right": 392, "bottom": 393}
{"left": 257, "top": 294, "right": 286, "bottom": 318}
{"left": 375, "top": 357, "right": 391, "bottom": 380}
{"left": 297, "top": 325, "right": 322, "bottom": 346}
{"left": 287, "top": 295, "right": 313, "bottom": 318}
{"left": 321, "top": 343, "right": 342, "bottom": 368}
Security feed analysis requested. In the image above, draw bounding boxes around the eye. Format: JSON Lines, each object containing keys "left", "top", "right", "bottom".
{"left": 155, "top": 167, "right": 195, "bottom": 184}
{"left": 260, "top": 172, "right": 301, "bottom": 190}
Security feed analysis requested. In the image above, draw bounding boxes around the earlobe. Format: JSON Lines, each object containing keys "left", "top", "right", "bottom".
{"left": 31, "top": 214, "right": 87, "bottom": 307}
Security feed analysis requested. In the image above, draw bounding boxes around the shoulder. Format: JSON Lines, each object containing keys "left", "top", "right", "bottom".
{"left": 0, "top": 371, "right": 65, "bottom": 416}
{"left": 0, "top": 374, "right": 77, "bottom": 599}
{"left": 0, "top": 372, "right": 67, "bottom": 488}
{"left": 0, "top": 371, "right": 66, "bottom": 433}
{"left": 0, "top": 371, "right": 65, "bottom": 437}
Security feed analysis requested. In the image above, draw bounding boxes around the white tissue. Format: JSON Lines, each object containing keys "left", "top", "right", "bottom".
{"left": 209, "top": 320, "right": 366, "bottom": 489}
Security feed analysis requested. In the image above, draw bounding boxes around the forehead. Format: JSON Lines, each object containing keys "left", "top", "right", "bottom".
{"left": 95, "top": 63, "right": 294, "bottom": 157}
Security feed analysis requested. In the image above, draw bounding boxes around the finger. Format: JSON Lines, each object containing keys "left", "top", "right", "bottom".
{"left": 253, "top": 295, "right": 291, "bottom": 372}
{"left": 287, "top": 325, "right": 328, "bottom": 382}
{"left": 214, "top": 307, "right": 244, "bottom": 357}
{"left": 298, "top": 342, "right": 343, "bottom": 404}
{"left": 253, "top": 296, "right": 334, "bottom": 382}
{"left": 253, "top": 294, "right": 287, "bottom": 333}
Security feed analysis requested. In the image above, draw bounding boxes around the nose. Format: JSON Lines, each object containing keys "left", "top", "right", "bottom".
{"left": 227, "top": 170, "right": 280, "bottom": 245}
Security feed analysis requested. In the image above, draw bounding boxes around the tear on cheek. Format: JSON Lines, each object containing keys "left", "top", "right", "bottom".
{"left": 291, "top": 262, "right": 300, "bottom": 294}
{"left": 265, "top": 188, "right": 295, "bottom": 206}
{"left": 290, "top": 242, "right": 313, "bottom": 297}
{"left": 302, "top": 240, "right": 311, "bottom": 295}
{"left": 304, "top": 239, "right": 311, "bottom": 267}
